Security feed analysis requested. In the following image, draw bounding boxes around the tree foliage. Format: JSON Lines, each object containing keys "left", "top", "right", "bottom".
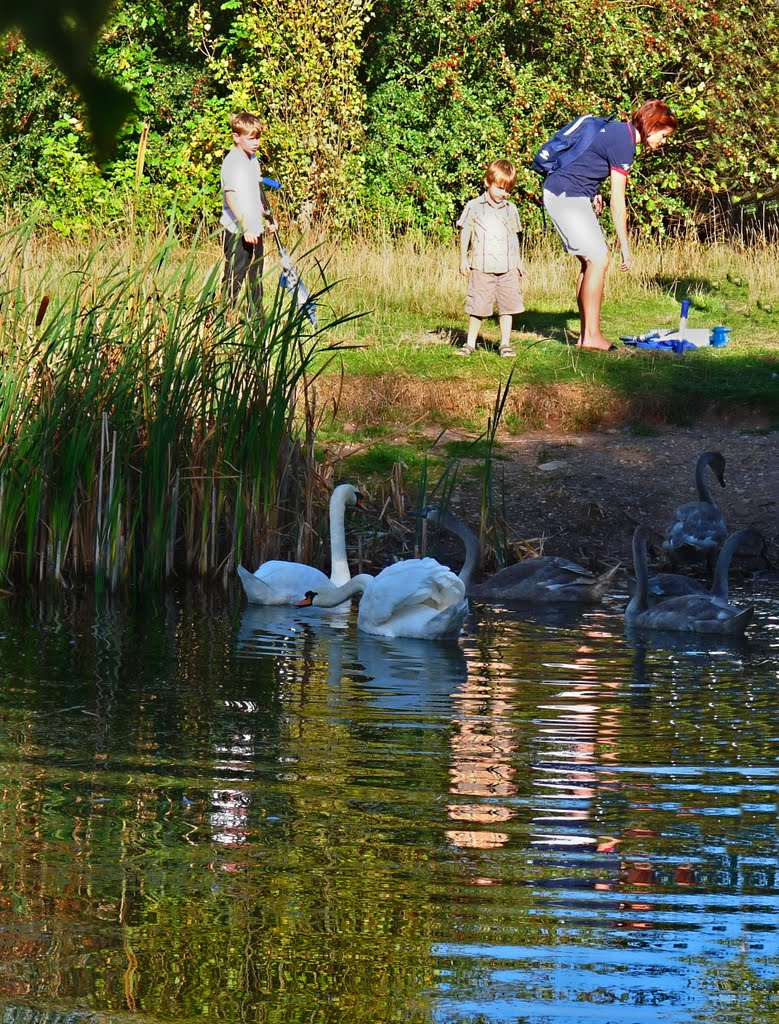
{"left": 0, "top": 0, "right": 776, "bottom": 235}
{"left": 0, "top": 0, "right": 133, "bottom": 156}
{"left": 361, "top": 0, "right": 779, "bottom": 232}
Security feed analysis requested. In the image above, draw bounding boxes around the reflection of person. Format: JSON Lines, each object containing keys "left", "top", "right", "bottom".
{"left": 220, "top": 111, "right": 277, "bottom": 309}
{"left": 456, "top": 159, "right": 527, "bottom": 358}
{"left": 543, "top": 100, "right": 677, "bottom": 351}
{"left": 447, "top": 675, "right": 518, "bottom": 850}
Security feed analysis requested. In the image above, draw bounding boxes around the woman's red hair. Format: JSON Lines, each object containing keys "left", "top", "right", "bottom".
{"left": 632, "top": 100, "right": 678, "bottom": 139}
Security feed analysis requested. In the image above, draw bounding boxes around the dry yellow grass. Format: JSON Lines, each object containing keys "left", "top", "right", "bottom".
{"left": 322, "top": 233, "right": 779, "bottom": 327}
{"left": 6, "top": 219, "right": 778, "bottom": 310}
{"left": 317, "top": 372, "right": 652, "bottom": 433}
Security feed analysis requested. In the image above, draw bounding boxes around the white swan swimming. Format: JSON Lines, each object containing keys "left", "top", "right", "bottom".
{"left": 297, "top": 558, "right": 468, "bottom": 639}
{"left": 425, "top": 508, "right": 619, "bottom": 603}
{"left": 663, "top": 451, "right": 728, "bottom": 566}
{"left": 626, "top": 525, "right": 753, "bottom": 635}
{"left": 296, "top": 513, "right": 472, "bottom": 645}
{"left": 237, "top": 483, "right": 364, "bottom": 605}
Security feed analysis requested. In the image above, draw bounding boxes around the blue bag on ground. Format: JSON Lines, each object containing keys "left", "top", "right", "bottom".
{"left": 532, "top": 115, "right": 615, "bottom": 177}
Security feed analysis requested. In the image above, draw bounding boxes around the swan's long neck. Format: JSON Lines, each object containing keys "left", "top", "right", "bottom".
{"left": 710, "top": 529, "right": 748, "bottom": 600}
{"left": 328, "top": 486, "right": 353, "bottom": 586}
{"left": 626, "top": 529, "right": 650, "bottom": 616}
{"left": 312, "top": 574, "right": 372, "bottom": 608}
{"left": 427, "top": 511, "right": 481, "bottom": 587}
{"left": 695, "top": 456, "right": 718, "bottom": 506}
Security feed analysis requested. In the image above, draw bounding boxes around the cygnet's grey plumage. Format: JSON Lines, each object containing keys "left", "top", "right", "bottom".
{"left": 631, "top": 527, "right": 763, "bottom": 603}
{"left": 663, "top": 451, "right": 727, "bottom": 566}
{"left": 425, "top": 508, "right": 618, "bottom": 603}
{"left": 627, "top": 525, "right": 753, "bottom": 635}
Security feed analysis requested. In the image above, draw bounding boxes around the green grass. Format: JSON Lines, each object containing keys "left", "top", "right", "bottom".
{"left": 308, "top": 235, "right": 778, "bottom": 453}
{"left": 281, "top": 232, "right": 779, "bottom": 514}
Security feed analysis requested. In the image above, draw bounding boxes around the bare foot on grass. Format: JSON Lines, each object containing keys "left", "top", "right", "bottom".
{"left": 576, "top": 334, "right": 615, "bottom": 351}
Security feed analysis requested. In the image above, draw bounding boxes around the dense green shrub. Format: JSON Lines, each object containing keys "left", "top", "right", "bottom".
{"left": 0, "top": 0, "right": 776, "bottom": 236}
{"left": 361, "top": 0, "right": 779, "bottom": 234}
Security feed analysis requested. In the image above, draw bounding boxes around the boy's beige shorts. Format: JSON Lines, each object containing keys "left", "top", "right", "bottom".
{"left": 466, "top": 269, "right": 525, "bottom": 318}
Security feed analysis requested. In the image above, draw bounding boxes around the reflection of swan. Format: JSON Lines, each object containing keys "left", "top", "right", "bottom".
{"left": 355, "top": 633, "right": 467, "bottom": 710}
{"left": 236, "top": 604, "right": 351, "bottom": 698}
{"left": 626, "top": 526, "right": 753, "bottom": 635}
{"left": 426, "top": 508, "right": 618, "bottom": 604}
{"left": 663, "top": 451, "right": 727, "bottom": 566}
{"left": 237, "top": 601, "right": 346, "bottom": 640}
{"left": 631, "top": 528, "right": 763, "bottom": 603}
{"left": 237, "top": 483, "right": 364, "bottom": 605}
{"left": 626, "top": 629, "right": 749, "bottom": 672}
{"left": 298, "top": 560, "right": 468, "bottom": 639}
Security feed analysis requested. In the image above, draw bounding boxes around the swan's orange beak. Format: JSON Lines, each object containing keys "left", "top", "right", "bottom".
{"left": 296, "top": 591, "right": 317, "bottom": 607}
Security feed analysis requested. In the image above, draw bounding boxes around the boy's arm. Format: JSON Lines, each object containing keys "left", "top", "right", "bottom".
{"left": 457, "top": 202, "right": 473, "bottom": 275}
{"left": 510, "top": 203, "right": 527, "bottom": 277}
{"left": 517, "top": 232, "right": 527, "bottom": 277}
{"left": 459, "top": 231, "right": 470, "bottom": 275}
{"left": 459, "top": 226, "right": 472, "bottom": 275}
{"left": 224, "top": 189, "right": 260, "bottom": 244}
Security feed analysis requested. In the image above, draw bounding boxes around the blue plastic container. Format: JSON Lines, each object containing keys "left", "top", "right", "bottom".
{"left": 711, "top": 326, "right": 731, "bottom": 347}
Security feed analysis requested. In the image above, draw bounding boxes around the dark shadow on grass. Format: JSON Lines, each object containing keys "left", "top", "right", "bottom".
{"left": 435, "top": 312, "right": 577, "bottom": 347}
{"left": 512, "top": 310, "right": 577, "bottom": 342}
{"left": 569, "top": 345, "right": 779, "bottom": 425}
{"left": 433, "top": 326, "right": 469, "bottom": 347}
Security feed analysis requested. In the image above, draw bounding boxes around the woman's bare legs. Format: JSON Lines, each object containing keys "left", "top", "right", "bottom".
{"left": 575, "top": 253, "right": 612, "bottom": 350}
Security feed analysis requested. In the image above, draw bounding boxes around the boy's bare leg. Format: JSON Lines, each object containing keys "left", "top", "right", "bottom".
{"left": 499, "top": 314, "right": 515, "bottom": 356}
{"left": 576, "top": 254, "right": 613, "bottom": 350}
{"left": 458, "top": 315, "right": 482, "bottom": 354}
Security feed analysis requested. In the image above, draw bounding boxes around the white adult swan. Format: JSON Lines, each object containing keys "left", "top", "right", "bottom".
{"left": 296, "top": 510, "right": 472, "bottom": 639}
{"left": 425, "top": 508, "right": 618, "bottom": 603}
{"left": 663, "top": 451, "right": 727, "bottom": 566}
{"left": 297, "top": 558, "right": 468, "bottom": 639}
{"left": 626, "top": 526, "right": 753, "bottom": 635}
{"left": 237, "top": 483, "right": 364, "bottom": 605}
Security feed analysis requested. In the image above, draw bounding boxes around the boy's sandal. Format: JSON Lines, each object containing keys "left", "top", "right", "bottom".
{"left": 499, "top": 345, "right": 516, "bottom": 358}
{"left": 456, "top": 344, "right": 476, "bottom": 356}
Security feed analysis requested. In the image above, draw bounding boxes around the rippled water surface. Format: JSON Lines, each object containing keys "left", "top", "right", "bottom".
{"left": 0, "top": 582, "right": 777, "bottom": 1023}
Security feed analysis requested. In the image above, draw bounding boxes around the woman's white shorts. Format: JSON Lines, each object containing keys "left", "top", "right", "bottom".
{"left": 543, "top": 190, "right": 609, "bottom": 262}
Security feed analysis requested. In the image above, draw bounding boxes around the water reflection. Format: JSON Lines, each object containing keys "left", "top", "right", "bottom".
{"left": 0, "top": 584, "right": 776, "bottom": 1024}
{"left": 446, "top": 653, "right": 519, "bottom": 852}
{"left": 354, "top": 634, "right": 466, "bottom": 711}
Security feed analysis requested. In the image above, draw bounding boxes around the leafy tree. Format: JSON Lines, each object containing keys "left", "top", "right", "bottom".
{"left": 0, "top": 0, "right": 133, "bottom": 156}
{"left": 361, "top": 0, "right": 779, "bottom": 233}
{"left": 200, "top": 0, "right": 372, "bottom": 226}
{"left": 0, "top": 0, "right": 776, "bottom": 234}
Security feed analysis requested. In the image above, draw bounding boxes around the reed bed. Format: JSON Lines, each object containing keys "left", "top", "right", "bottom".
{"left": 0, "top": 224, "right": 346, "bottom": 591}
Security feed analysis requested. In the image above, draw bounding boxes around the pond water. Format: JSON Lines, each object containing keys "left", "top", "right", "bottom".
{"left": 0, "top": 579, "right": 777, "bottom": 1024}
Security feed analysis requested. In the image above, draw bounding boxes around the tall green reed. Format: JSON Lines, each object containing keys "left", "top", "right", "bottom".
{"left": 0, "top": 224, "right": 354, "bottom": 590}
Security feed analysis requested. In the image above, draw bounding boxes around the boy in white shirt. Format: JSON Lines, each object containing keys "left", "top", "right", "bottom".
{"left": 221, "top": 111, "right": 276, "bottom": 309}
{"left": 457, "top": 160, "right": 527, "bottom": 357}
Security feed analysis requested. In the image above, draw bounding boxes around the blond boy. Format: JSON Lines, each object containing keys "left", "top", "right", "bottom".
{"left": 221, "top": 111, "right": 277, "bottom": 308}
{"left": 457, "top": 159, "right": 527, "bottom": 356}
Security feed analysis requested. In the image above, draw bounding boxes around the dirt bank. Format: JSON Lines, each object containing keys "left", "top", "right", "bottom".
{"left": 442, "top": 420, "right": 778, "bottom": 574}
